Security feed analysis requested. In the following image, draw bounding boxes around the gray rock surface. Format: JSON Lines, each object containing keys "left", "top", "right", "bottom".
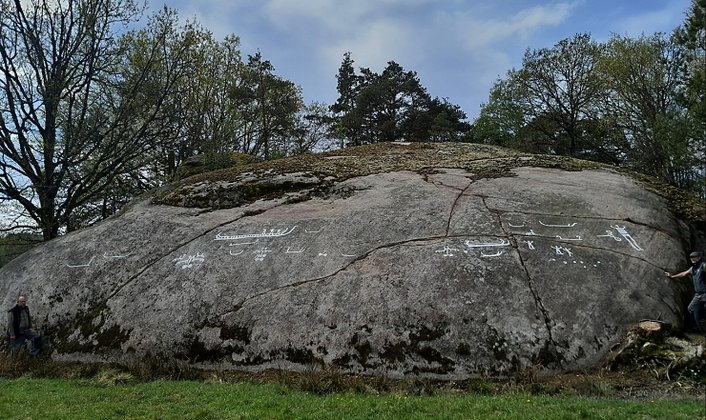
{"left": 0, "top": 145, "right": 699, "bottom": 379}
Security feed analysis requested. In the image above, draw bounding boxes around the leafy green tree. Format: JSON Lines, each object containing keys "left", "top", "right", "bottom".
{"left": 373, "top": 61, "right": 431, "bottom": 141}
{"left": 230, "top": 52, "right": 302, "bottom": 159}
{"left": 472, "top": 77, "right": 530, "bottom": 149}
{"left": 0, "top": 1, "right": 197, "bottom": 239}
{"left": 474, "top": 33, "right": 632, "bottom": 164}
{"left": 474, "top": 28, "right": 703, "bottom": 193}
{"left": 331, "top": 52, "right": 362, "bottom": 146}
{"left": 516, "top": 34, "right": 607, "bottom": 157}
{"left": 289, "top": 102, "right": 337, "bottom": 155}
{"left": 673, "top": 0, "right": 705, "bottom": 194}
{"left": 332, "top": 55, "right": 470, "bottom": 145}
{"left": 600, "top": 34, "right": 694, "bottom": 187}
{"left": 427, "top": 98, "right": 472, "bottom": 142}
{"left": 63, "top": 10, "right": 220, "bottom": 230}
{"left": 156, "top": 31, "right": 245, "bottom": 176}
{"left": 674, "top": 0, "right": 706, "bottom": 129}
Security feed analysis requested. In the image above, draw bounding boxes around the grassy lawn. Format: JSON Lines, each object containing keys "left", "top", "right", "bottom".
{"left": 0, "top": 377, "right": 703, "bottom": 419}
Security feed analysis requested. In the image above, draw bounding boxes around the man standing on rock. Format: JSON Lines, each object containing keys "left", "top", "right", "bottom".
{"left": 665, "top": 251, "right": 706, "bottom": 332}
{"left": 6, "top": 295, "right": 41, "bottom": 355}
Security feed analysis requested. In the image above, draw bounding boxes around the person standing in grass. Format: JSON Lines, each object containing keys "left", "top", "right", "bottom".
{"left": 6, "top": 295, "right": 41, "bottom": 355}
{"left": 665, "top": 251, "right": 706, "bottom": 332}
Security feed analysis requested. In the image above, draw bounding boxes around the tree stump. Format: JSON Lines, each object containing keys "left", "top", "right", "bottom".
{"left": 636, "top": 320, "right": 669, "bottom": 343}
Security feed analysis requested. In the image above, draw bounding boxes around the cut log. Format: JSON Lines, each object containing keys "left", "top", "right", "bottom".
{"left": 638, "top": 321, "right": 662, "bottom": 332}
{"left": 636, "top": 320, "right": 670, "bottom": 343}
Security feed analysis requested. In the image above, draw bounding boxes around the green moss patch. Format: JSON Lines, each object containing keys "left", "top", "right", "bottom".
{"left": 152, "top": 142, "right": 612, "bottom": 210}
{"left": 49, "top": 304, "right": 131, "bottom": 354}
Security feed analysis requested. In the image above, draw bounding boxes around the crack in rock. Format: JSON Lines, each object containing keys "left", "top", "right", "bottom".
{"left": 104, "top": 200, "right": 289, "bottom": 302}
{"left": 480, "top": 196, "right": 562, "bottom": 359}
{"left": 214, "top": 235, "right": 453, "bottom": 319}
{"left": 446, "top": 180, "right": 475, "bottom": 236}
{"left": 479, "top": 203, "right": 676, "bottom": 241}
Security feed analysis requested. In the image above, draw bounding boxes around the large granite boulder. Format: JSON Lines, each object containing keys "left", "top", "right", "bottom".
{"left": 1, "top": 143, "right": 702, "bottom": 378}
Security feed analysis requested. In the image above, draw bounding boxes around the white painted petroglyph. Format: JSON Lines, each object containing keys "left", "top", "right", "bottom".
{"left": 436, "top": 246, "right": 459, "bottom": 257}
{"left": 341, "top": 253, "right": 357, "bottom": 257}
{"left": 556, "top": 235, "right": 582, "bottom": 241}
{"left": 552, "top": 246, "right": 565, "bottom": 255}
{"left": 103, "top": 252, "right": 131, "bottom": 259}
{"left": 318, "top": 252, "right": 328, "bottom": 257}
{"left": 597, "top": 230, "right": 622, "bottom": 241}
{"left": 523, "top": 240, "right": 536, "bottom": 250}
{"left": 173, "top": 253, "right": 206, "bottom": 269}
{"left": 66, "top": 256, "right": 95, "bottom": 268}
{"left": 254, "top": 248, "right": 273, "bottom": 261}
{"left": 508, "top": 223, "right": 525, "bottom": 228}
{"left": 551, "top": 246, "right": 574, "bottom": 257}
{"left": 254, "top": 248, "right": 272, "bottom": 262}
{"left": 481, "top": 250, "right": 504, "bottom": 258}
{"left": 539, "top": 221, "right": 578, "bottom": 228}
{"left": 214, "top": 226, "right": 297, "bottom": 241}
{"left": 526, "top": 229, "right": 537, "bottom": 236}
{"left": 228, "top": 240, "right": 259, "bottom": 246}
{"left": 229, "top": 249, "right": 244, "bottom": 256}
{"left": 464, "top": 239, "right": 510, "bottom": 248}
{"left": 610, "top": 225, "right": 643, "bottom": 251}
{"left": 286, "top": 247, "right": 305, "bottom": 254}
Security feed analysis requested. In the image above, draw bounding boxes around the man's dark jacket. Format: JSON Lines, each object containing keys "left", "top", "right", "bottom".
{"left": 7, "top": 305, "right": 31, "bottom": 337}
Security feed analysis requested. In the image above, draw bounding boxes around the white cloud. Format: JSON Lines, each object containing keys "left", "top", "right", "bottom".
{"left": 265, "top": 0, "right": 438, "bottom": 30}
{"left": 320, "top": 19, "right": 418, "bottom": 70}
{"left": 442, "top": 2, "right": 578, "bottom": 50}
{"left": 143, "top": 0, "right": 691, "bottom": 119}
{"left": 610, "top": 1, "right": 686, "bottom": 36}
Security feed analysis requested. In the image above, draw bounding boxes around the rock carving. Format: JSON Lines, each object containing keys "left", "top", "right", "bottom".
{"left": 610, "top": 225, "right": 643, "bottom": 251}
{"left": 556, "top": 235, "right": 582, "bottom": 241}
{"left": 215, "top": 226, "right": 297, "bottom": 241}
{"left": 254, "top": 248, "right": 272, "bottom": 262}
{"left": 464, "top": 239, "right": 510, "bottom": 248}
{"left": 229, "top": 240, "right": 259, "bottom": 246}
{"left": 436, "top": 246, "right": 459, "bottom": 257}
{"left": 551, "top": 246, "right": 573, "bottom": 257}
{"left": 66, "top": 256, "right": 95, "bottom": 268}
{"left": 481, "top": 250, "right": 504, "bottom": 258}
{"left": 597, "top": 230, "right": 622, "bottom": 242}
{"left": 539, "top": 221, "right": 577, "bottom": 228}
{"left": 173, "top": 253, "right": 205, "bottom": 269}
{"left": 102, "top": 252, "right": 131, "bottom": 259}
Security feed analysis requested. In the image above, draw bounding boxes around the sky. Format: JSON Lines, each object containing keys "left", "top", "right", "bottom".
{"left": 145, "top": 0, "right": 693, "bottom": 120}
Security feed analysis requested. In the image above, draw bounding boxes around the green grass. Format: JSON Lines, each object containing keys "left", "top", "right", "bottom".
{"left": 0, "top": 377, "right": 703, "bottom": 419}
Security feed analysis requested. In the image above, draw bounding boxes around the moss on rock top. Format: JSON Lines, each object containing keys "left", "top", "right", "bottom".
{"left": 152, "top": 142, "right": 704, "bottom": 223}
